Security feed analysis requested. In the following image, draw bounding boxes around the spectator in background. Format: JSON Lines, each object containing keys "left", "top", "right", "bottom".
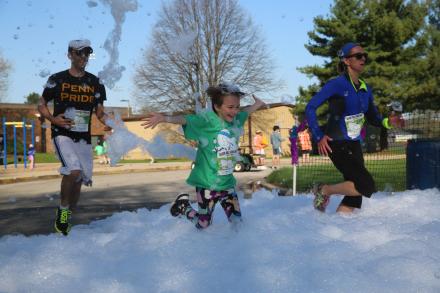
{"left": 298, "top": 127, "right": 312, "bottom": 163}
{"left": 94, "top": 141, "right": 105, "bottom": 164}
{"left": 289, "top": 124, "right": 299, "bottom": 165}
{"left": 102, "top": 134, "right": 110, "bottom": 164}
{"left": 253, "top": 130, "right": 268, "bottom": 166}
{"left": 28, "top": 144, "right": 36, "bottom": 170}
{"left": 270, "top": 125, "right": 284, "bottom": 169}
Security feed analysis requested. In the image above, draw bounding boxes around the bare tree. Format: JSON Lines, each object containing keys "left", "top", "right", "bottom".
{"left": 134, "top": 0, "right": 280, "bottom": 112}
{"left": 0, "top": 51, "right": 11, "bottom": 102}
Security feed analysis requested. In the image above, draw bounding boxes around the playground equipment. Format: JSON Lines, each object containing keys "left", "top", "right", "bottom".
{"left": 1, "top": 117, "right": 35, "bottom": 169}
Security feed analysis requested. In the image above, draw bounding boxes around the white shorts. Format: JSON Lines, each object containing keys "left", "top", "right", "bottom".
{"left": 53, "top": 136, "right": 93, "bottom": 186}
{"left": 254, "top": 149, "right": 265, "bottom": 155}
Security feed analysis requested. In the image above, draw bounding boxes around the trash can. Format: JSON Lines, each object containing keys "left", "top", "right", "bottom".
{"left": 406, "top": 139, "right": 440, "bottom": 190}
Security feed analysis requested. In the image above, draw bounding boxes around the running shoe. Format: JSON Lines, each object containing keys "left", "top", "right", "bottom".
{"left": 312, "top": 183, "right": 330, "bottom": 212}
{"left": 54, "top": 207, "right": 72, "bottom": 236}
{"left": 170, "top": 194, "right": 190, "bottom": 217}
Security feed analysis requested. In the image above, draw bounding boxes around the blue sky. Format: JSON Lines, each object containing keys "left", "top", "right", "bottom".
{"left": 0, "top": 0, "right": 333, "bottom": 108}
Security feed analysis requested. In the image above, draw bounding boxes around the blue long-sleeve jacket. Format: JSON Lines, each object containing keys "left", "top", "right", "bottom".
{"left": 305, "top": 74, "right": 383, "bottom": 142}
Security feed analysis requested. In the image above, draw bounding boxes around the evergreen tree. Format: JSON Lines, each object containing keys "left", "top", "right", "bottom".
{"left": 398, "top": 0, "right": 440, "bottom": 110}
{"left": 297, "top": 0, "right": 427, "bottom": 117}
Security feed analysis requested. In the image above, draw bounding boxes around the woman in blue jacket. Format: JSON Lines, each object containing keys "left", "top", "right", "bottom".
{"left": 305, "top": 42, "right": 393, "bottom": 213}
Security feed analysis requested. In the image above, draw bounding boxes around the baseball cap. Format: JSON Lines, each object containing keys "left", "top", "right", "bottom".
{"left": 68, "top": 39, "right": 93, "bottom": 54}
{"left": 338, "top": 42, "right": 360, "bottom": 59}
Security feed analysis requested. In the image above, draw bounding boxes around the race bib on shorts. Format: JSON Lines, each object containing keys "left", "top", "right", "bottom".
{"left": 344, "top": 113, "right": 364, "bottom": 139}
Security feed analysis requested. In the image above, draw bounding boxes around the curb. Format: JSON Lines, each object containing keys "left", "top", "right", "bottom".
{"left": 241, "top": 179, "right": 292, "bottom": 197}
{"left": 0, "top": 165, "right": 191, "bottom": 185}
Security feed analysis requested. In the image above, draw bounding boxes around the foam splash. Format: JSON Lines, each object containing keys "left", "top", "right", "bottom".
{"left": 105, "top": 112, "right": 195, "bottom": 165}
{"left": 97, "top": 0, "right": 138, "bottom": 89}
{"left": 167, "top": 30, "right": 197, "bottom": 59}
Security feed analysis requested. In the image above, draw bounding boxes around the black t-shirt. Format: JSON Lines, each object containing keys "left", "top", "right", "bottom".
{"left": 42, "top": 70, "right": 106, "bottom": 144}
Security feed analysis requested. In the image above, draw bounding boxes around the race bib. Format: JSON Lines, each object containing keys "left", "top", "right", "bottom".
{"left": 344, "top": 113, "right": 364, "bottom": 139}
{"left": 215, "top": 129, "right": 238, "bottom": 176}
{"left": 65, "top": 108, "right": 90, "bottom": 132}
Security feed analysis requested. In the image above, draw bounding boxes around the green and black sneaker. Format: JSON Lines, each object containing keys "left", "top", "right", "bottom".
{"left": 54, "top": 207, "right": 72, "bottom": 236}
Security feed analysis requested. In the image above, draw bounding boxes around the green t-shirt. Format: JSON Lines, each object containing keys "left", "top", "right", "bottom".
{"left": 94, "top": 145, "right": 104, "bottom": 156}
{"left": 183, "top": 111, "right": 248, "bottom": 191}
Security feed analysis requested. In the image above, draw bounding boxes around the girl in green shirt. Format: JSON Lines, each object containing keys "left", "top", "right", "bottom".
{"left": 142, "top": 84, "right": 265, "bottom": 229}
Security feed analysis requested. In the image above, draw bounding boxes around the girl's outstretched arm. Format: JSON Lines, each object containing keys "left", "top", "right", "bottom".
{"left": 141, "top": 113, "right": 187, "bottom": 129}
{"left": 244, "top": 95, "right": 266, "bottom": 114}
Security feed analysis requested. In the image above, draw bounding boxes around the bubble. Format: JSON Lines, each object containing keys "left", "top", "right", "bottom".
{"left": 86, "top": 0, "right": 98, "bottom": 8}
{"left": 39, "top": 69, "right": 51, "bottom": 78}
{"left": 44, "top": 80, "right": 56, "bottom": 89}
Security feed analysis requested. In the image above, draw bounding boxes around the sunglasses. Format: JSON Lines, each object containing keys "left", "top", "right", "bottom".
{"left": 72, "top": 48, "right": 92, "bottom": 57}
{"left": 346, "top": 52, "right": 368, "bottom": 60}
{"left": 219, "top": 83, "right": 246, "bottom": 96}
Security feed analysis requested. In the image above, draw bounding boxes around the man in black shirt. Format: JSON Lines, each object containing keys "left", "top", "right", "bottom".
{"left": 38, "top": 39, "right": 109, "bottom": 236}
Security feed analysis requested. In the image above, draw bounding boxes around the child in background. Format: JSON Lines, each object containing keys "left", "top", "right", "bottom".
{"left": 142, "top": 83, "right": 265, "bottom": 229}
{"left": 253, "top": 130, "right": 267, "bottom": 166}
{"left": 94, "top": 142, "right": 105, "bottom": 164}
{"left": 298, "top": 127, "right": 312, "bottom": 162}
{"left": 28, "top": 144, "right": 36, "bottom": 170}
{"left": 270, "top": 125, "right": 284, "bottom": 169}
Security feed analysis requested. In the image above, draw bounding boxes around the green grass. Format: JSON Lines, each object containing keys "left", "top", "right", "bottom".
{"left": 120, "top": 158, "right": 191, "bottom": 163}
{"left": 35, "top": 152, "right": 59, "bottom": 163}
{"left": 266, "top": 158, "right": 406, "bottom": 192}
{"left": 3, "top": 152, "right": 59, "bottom": 164}
{"left": 3, "top": 153, "right": 191, "bottom": 164}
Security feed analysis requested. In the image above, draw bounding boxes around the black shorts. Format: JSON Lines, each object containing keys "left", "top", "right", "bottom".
{"left": 328, "top": 140, "right": 376, "bottom": 209}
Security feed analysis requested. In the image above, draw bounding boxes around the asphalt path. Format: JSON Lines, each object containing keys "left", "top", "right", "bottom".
{"left": 0, "top": 169, "right": 271, "bottom": 237}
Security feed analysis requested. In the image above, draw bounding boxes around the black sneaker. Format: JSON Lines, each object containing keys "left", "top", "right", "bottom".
{"left": 170, "top": 194, "right": 190, "bottom": 217}
{"left": 54, "top": 207, "right": 72, "bottom": 236}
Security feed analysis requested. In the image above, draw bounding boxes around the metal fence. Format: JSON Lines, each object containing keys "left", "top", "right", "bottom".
{"left": 284, "top": 111, "right": 440, "bottom": 192}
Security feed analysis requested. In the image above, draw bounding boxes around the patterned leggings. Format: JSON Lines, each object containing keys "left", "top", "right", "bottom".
{"left": 183, "top": 187, "right": 242, "bottom": 229}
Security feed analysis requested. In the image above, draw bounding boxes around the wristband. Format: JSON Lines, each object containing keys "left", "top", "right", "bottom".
{"left": 382, "top": 118, "right": 392, "bottom": 129}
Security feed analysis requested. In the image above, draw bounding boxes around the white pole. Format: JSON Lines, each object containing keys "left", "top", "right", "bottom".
{"left": 293, "top": 164, "right": 297, "bottom": 196}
